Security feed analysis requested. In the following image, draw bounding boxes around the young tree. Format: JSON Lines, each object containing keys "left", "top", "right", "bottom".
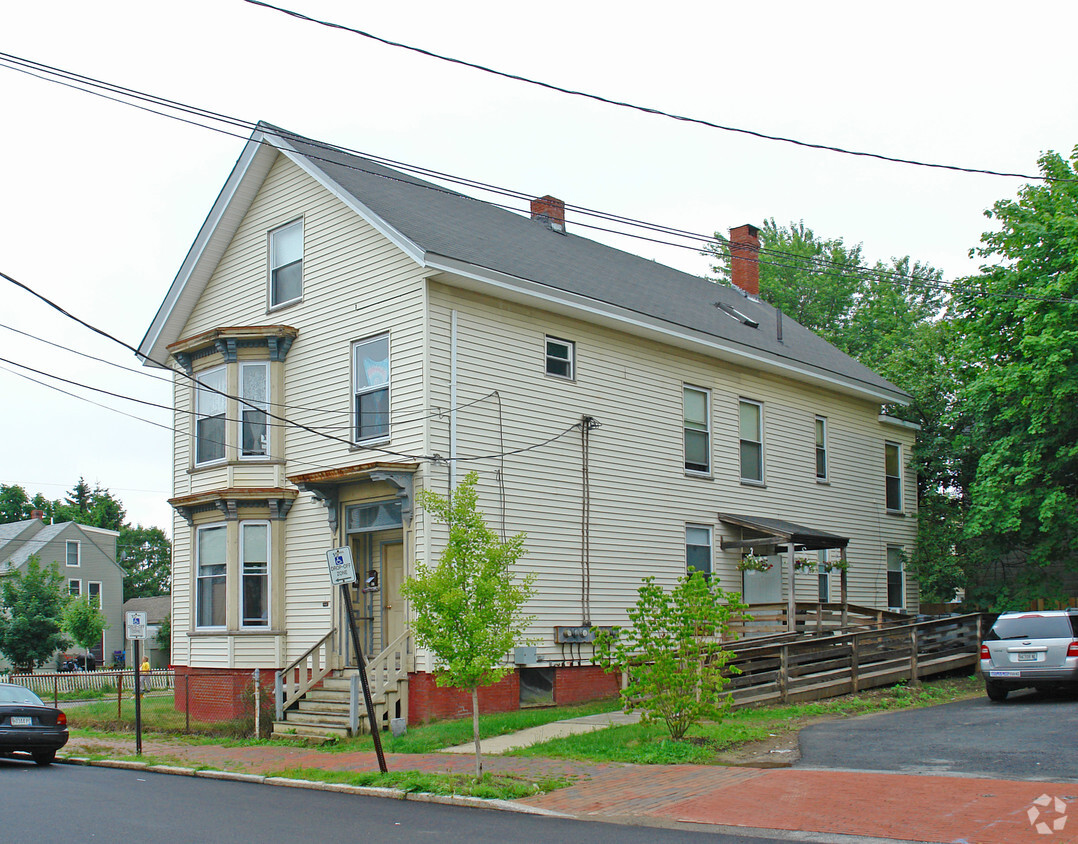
{"left": 64, "top": 596, "right": 109, "bottom": 670}
{"left": 118, "top": 525, "right": 172, "bottom": 600}
{"left": 400, "top": 471, "right": 534, "bottom": 780}
{"left": 0, "top": 556, "right": 71, "bottom": 672}
{"left": 595, "top": 572, "right": 748, "bottom": 740}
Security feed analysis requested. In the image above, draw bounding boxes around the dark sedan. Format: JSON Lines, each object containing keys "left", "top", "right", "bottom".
{"left": 0, "top": 683, "right": 68, "bottom": 765}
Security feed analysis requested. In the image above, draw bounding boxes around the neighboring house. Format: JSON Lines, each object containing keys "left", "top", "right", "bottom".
{"left": 0, "top": 512, "right": 124, "bottom": 670}
{"left": 139, "top": 123, "right": 918, "bottom": 726}
{"left": 121, "top": 595, "right": 171, "bottom": 669}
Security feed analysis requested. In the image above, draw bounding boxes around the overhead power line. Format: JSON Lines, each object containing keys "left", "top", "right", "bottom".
{"left": 243, "top": 0, "right": 1058, "bottom": 183}
{"left": 0, "top": 50, "right": 1070, "bottom": 303}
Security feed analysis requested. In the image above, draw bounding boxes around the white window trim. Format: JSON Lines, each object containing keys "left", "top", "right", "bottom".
{"left": 195, "top": 523, "right": 227, "bottom": 630}
{"left": 544, "top": 336, "right": 575, "bottom": 380}
{"left": 683, "top": 385, "right": 711, "bottom": 476}
{"left": 194, "top": 365, "right": 228, "bottom": 467}
{"left": 739, "top": 398, "right": 765, "bottom": 484}
{"left": 815, "top": 415, "right": 829, "bottom": 482}
{"left": 885, "top": 441, "right": 903, "bottom": 512}
{"left": 887, "top": 545, "right": 905, "bottom": 610}
{"left": 240, "top": 520, "right": 271, "bottom": 630}
{"left": 238, "top": 361, "right": 270, "bottom": 461}
{"left": 87, "top": 581, "right": 102, "bottom": 608}
{"left": 268, "top": 218, "right": 304, "bottom": 310}
{"left": 352, "top": 334, "right": 391, "bottom": 445}
{"left": 66, "top": 539, "right": 80, "bottom": 567}
{"left": 68, "top": 578, "right": 81, "bottom": 597}
{"left": 686, "top": 524, "right": 713, "bottom": 578}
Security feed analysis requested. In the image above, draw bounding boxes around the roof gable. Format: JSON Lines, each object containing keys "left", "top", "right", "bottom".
{"left": 141, "top": 123, "right": 908, "bottom": 404}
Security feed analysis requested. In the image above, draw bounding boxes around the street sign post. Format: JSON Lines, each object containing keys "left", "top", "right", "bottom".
{"left": 125, "top": 611, "right": 148, "bottom": 755}
{"left": 326, "top": 547, "right": 386, "bottom": 772}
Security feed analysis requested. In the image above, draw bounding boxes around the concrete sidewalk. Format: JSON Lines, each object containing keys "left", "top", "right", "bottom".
{"left": 61, "top": 735, "right": 1075, "bottom": 843}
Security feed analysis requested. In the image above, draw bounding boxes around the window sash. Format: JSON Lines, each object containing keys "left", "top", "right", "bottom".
{"left": 240, "top": 363, "right": 269, "bottom": 457}
{"left": 196, "top": 525, "right": 227, "bottom": 628}
{"left": 683, "top": 387, "right": 710, "bottom": 473}
{"left": 739, "top": 400, "right": 763, "bottom": 482}
{"left": 815, "top": 417, "right": 828, "bottom": 480}
{"left": 88, "top": 582, "right": 102, "bottom": 608}
{"left": 195, "top": 367, "right": 227, "bottom": 464}
{"left": 66, "top": 540, "right": 80, "bottom": 567}
{"left": 68, "top": 579, "right": 81, "bottom": 597}
{"left": 241, "top": 522, "right": 269, "bottom": 628}
{"left": 270, "top": 221, "right": 303, "bottom": 307}
{"left": 686, "top": 526, "right": 712, "bottom": 576}
{"left": 353, "top": 336, "right": 390, "bottom": 442}
{"left": 545, "top": 337, "right": 574, "bottom": 378}
{"left": 885, "top": 443, "right": 902, "bottom": 510}
{"left": 887, "top": 547, "right": 904, "bottom": 608}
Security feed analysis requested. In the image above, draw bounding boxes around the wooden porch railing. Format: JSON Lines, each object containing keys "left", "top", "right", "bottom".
{"left": 723, "top": 612, "right": 984, "bottom": 706}
{"left": 275, "top": 629, "right": 335, "bottom": 720}
{"left": 366, "top": 627, "right": 413, "bottom": 699}
{"left": 727, "top": 602, "right": 912, "bottom": 641}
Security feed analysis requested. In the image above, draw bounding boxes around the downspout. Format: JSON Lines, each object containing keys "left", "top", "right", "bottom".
{"left": 449, "top": 309, "right": 458, "bottom": 492}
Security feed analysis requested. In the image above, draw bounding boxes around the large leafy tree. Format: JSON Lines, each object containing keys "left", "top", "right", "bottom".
{"left": 0, "top": 556, "right": 71, "bottom": 672}
{"left": 951, "top": 148, "right": 1078, "bottom": 605}
{"left": 401, "top": 471, "right": 534, "bottom": 781}
{"left": 118, "top": 525, "right": 171, "bottom": 600}
{"left": 0, "top": 484, "right": 32, "bottom": 523}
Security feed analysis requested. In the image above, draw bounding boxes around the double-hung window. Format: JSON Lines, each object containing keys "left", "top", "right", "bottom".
{"left": 683, "top": 386, "right": 710, "bottom": 474}
{"left": 353, "top": 335, "right": 390, "bottom": 442}
{"left": 817, "top": 550, "right": 829, "bottom": 602}
{"left": 195, "top": 367, "right": 227, "bottom": 465}
{"left": 68, "top": 579, "right": 81, "bottom": 597}
{"left": 66, "top": 540, "right": 80, "bottom": 567}
{"left": 686, "top": 525, "right": 712, "bottom": 578}
{"left": 88, "top": 582, "right": 102, "bottom": 608}
{"left": 815, "top": 416, "right": 828, "bottom": 481}
{"left": 545, "top": 337, "right": 575, "bottom": 379}
{"left": 885, "top": 442, "right": 902, "bottom": 511}
{"left": 887, "top": 546, "right": 905, "bottom": 609}
{"left": 240, "top": 362, "right": 269, "bottom": 458}
{"left": 739, "top": 399, "right": 764, "bottom": 483}
{"left": 269, "top": 220, "right": 303, "bottom": 308}
{"left": 241, "top": 522, "right": 270, "bottom": 628}
{"left": 196, "top": 524, "right": 227, "bottom": 628}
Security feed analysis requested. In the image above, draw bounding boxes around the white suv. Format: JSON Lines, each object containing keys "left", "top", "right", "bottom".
{"left": 980, "top": 610, "right": 1078, "bottom": 701}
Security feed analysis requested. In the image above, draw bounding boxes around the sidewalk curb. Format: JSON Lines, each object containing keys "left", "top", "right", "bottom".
{"left": 57, "top": 755, "right": 569, "bottom": 817}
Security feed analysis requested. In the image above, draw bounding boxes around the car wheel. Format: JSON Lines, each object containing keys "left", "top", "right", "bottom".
{"left": 985, "top": 680, "right": 1009, "bottom": 702}
{"left": 32, "top": 750, "right": 56, "bottom": 766}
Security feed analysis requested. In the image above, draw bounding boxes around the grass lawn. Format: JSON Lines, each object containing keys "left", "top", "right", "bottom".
{"left": 67, "top": 693, "right": 254, "bottom": 737}
{"left": 506, "top": 673, "right": 983, "bottom": 765}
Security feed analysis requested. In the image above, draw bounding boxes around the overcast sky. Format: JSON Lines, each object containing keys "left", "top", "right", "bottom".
{"left": 2, "top": 1, "right": 1076, "bottom": 533}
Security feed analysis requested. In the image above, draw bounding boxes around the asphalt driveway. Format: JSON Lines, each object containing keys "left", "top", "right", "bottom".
{"left": 796, "top": 686, "right": 1078, "bottom": 782}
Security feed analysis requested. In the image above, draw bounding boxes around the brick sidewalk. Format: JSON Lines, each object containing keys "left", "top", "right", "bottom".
{"left": 64, "top": 736, "right": 1077, "bottom": 843}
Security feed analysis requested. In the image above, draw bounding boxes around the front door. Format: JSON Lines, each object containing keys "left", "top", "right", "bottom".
{"left": 381, "top": 541, "right": 404, "bottom": 650}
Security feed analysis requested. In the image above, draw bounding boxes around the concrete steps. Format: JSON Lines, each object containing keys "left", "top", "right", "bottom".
{"left": 271, "top": 669, "right": 403, "bottom": 741}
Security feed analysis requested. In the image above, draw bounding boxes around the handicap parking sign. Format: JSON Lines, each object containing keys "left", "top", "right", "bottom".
{"left": 326, "top": 547, "right": 356, "bottom": 585}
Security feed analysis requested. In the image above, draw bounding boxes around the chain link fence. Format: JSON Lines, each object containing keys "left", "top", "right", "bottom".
{"left": 1, "top": 669, "right": 274, "bottom": 738}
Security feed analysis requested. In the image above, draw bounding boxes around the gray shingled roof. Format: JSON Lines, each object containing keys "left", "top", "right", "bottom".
{"left": 1, "top": 523, "right": 66, "bottom": 571}
{"left": 0, "top": 519, "right": 38, "bottom": 556}
{"left": 122, "top": 595, "right": 171, "bottom": 623}
{"left": 267, "top": 124, "right": 907, "bottom": 402}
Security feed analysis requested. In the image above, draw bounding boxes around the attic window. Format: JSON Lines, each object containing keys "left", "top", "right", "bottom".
{"left": 714, "top": 302, "right": 759, "bottom": 328}
{"left": 270, "top": 220, "right": 303, "bottom": 308}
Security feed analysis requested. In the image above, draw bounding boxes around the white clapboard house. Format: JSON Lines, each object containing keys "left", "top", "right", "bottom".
{"left": 139, "top": 123, "right": 918, "bottom": 735}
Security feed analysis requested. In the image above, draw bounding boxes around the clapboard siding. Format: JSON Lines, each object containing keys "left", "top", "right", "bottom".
{"left": 423, "top": 282, "right": 917, "bottom": 657}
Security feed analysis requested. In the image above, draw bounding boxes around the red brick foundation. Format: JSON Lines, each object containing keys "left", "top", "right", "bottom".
{"left": 173, "top": 665, "right": 275, "bottom": 722}
{"left": 408, "top": 665, "right": 620, "bottom": 723}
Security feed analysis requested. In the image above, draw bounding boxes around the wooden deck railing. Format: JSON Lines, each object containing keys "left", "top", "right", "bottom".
{"left": 723, "top": 612, "right": 984, "bottom": 706}
{"left": 274, "top": 629, "right": 335, "bottom": 720}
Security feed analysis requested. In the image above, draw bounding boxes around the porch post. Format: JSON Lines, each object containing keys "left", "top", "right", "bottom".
{"left": 787, "top": 542, "right": 796, "bottom": 632}
{"left": 840, "top": 546, "right": 849, "bottom": 630}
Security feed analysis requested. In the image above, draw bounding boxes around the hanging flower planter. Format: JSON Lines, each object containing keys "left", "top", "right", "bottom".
{"left": 737, "top": 552, "right": 773, "bottom": 572}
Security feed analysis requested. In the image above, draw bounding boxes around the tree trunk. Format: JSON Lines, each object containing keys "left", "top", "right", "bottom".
{"left": 471, "top": 687, "right": 483, "bottom": 781}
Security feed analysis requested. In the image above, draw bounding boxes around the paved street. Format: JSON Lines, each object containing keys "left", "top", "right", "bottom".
{"left": 797, "top": 689, "right": 1078, "bottom": 781}
{"left": 0, "top": 761, "right": 790, "bottom": 844}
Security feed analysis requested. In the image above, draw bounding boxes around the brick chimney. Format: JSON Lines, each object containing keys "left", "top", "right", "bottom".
{"left": 729, "top": 223, "right": 761, "bottom": 297}
{"left": 30, "top": 509, "right": 44, "bottom": 521}
{"left": 531, "top": 195, "right": 566, "bottom": 233}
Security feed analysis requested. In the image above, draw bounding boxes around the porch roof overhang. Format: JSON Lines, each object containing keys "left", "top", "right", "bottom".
{"left": 288, "top": 461, "right": 419, "bottom": 534}
{"left": 717, "top": 512, "right": 849, "bottom": 552}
